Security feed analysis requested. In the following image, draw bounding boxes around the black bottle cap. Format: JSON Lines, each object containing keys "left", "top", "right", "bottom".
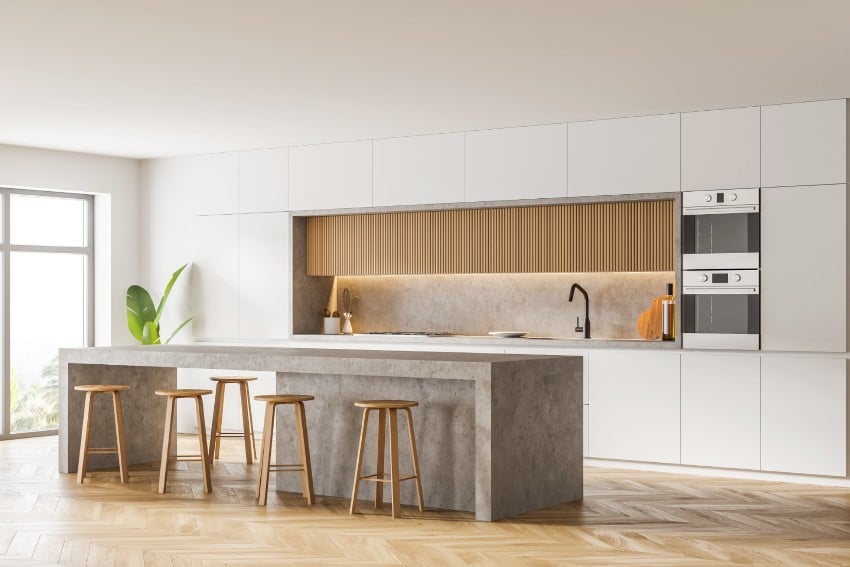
{"left": 666, "top": 282, "right": 674, "bottom": 296}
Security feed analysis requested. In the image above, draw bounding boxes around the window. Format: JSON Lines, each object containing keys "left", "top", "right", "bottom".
{"left": 1, "top": 189, "right": 94, "bottom": 438}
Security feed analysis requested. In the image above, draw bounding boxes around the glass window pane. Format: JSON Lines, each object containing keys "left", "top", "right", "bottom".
{"left": 10, "top": 252, "right": 87, "bottom": 433}
{"left": 10, "top": 194, "right": 87, "bottom": 246}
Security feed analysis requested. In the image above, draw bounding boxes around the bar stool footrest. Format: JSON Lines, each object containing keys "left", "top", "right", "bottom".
{"left": 268, "top": 464, "right": 305, "bottom": 471}
{"left": 86, "top": 447, "right": 119, "bottom": 455}
{"left": 215, "top": 432, "right": 251, "bottom": 437}
{"left": 360, "top": 473, "right": 418, "bottom": 483}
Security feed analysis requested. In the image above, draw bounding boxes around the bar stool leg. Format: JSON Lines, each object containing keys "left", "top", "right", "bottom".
{"left": 245, "top": 382, "right": 258, "bottom": 460}
{"left": 257, "top": 402, "right": 276, "bottom": 505}
{"left": 349, "top": 408, "right": 371, "bottom": 514}
{"left": 77, "top": 391, "right": 95, "bottom": 484}
{"left": 294, "top": 401, "right": 315, "bottom": 504}
{"left": 209, "top": 382, "right": 225, "bottom": 460}
{"left": 239, "top": 382, "right": 254, "bottom": 465}
{"left": 388, "top": 408, "right": 402, "bottom": 519}
{"left": 375, "top": 408, "right": 386, "bottom": 509}
{"left": 195, "top": 395, "right": 213, "bottom": 493}
{"left": 112, "top": 391, "right": 130, "bottom": 483}
{"left": 158, "top": 395, "right": 176, "bottom": 494}
{"left": 404, "top": 408, "right": 424, "bottom": 512}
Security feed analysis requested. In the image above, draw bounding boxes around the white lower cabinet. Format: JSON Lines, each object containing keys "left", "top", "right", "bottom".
{"left": 761, "top": 356, "right": 847, "bottom": 476}
{"left": 588, "top": 351, "right": 680, "bottom": 464}
{"left": 681, "top": 353, "right": 760, "bottom": 470}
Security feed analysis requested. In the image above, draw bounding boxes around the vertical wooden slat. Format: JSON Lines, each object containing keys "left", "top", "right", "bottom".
{"left": 307, "top": 200, "right": 675, "bottom": 275}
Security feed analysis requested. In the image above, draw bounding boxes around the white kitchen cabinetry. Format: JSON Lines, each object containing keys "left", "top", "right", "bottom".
{"left": 289, "top": 140, "right": 372, "bottom": 211}
{"left": 465, "top": 124, "right": 567, "bottom": 202}
{"left": 681, "top": 107, "right": 760, "bottom": 191}
{"left": 568, "top": 113, "right": 680, "bottom": 196}
{"left": 588, "top": 351, "right": 680, "bottom": 464}
{"left": 681, "top": 353, "right": 760, "bottom": 470}
{"left": 761, "top": 184, "right": 846, "bottom": 352}
{"left": 238, "top": 148, "right": 288, "bottom": 213}
{"left": 761, "top": 356, "right": 847, "bottom": 476}
{"left": 373, "top": 133, "right": 464, "bottom": 206}
{"left": 761, "top": 99, "right": 846, "bottom": 188}
{"left": 191, "top": 215, "right": 239, "bottom": 340}
{"left": 184, "top": 153, "right": 239, "bottom": 216}
{"left": 238, "top": 212, "right": 291, "bottom": 339}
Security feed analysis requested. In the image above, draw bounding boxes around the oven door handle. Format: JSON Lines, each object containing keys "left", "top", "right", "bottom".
{"left": 682, "top": 286, "right": 759, "bottom": 295}
{"left": 682, "top": 205, "right": 759, "bottom": 215}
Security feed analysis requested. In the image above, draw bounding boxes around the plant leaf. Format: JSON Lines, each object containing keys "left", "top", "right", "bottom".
{"left": 126, "top": 285, "right": 157, "bottom": 342}
{"left": 164, "top": 317, "right": 193, "bottom": 345}
{"left": 142, "top": 321, "right": 161, "bottom": 345}
{"left": 154, "top": 263, "right": 188, "bottom": 325}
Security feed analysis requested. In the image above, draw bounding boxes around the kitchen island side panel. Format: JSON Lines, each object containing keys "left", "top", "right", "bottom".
{"left": 274, "top": 372, "right": 477, "bottom": 512}
{"left": 488, "top": 357, "right": 584, "bottom": 520}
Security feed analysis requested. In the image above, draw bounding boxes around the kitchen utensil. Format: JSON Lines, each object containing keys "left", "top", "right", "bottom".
{"left": 322, "top": 308, "right": 331, "bottom": 317}
{"left": 487, "top": 331, "right": 527, "bottom": 338}
{"left": 343, "top": 288, "right": 352, "bottom": 314}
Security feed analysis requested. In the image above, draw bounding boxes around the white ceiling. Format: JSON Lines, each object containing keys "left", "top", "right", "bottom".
{"left": 1, "top": 0, "right": 849, "bottom": 159}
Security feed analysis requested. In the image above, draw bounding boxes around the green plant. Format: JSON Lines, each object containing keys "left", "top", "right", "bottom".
{"left": 126, "top": 263, "right": 192, "bottom": 344}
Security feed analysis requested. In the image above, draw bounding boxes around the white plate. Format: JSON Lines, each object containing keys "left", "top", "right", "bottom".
{"left": 487, "top": 331, "right": 527, "bottom": 338}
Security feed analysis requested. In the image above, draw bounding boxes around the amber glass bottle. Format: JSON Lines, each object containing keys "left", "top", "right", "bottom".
{"left": 661, "top": 282, "right": 676, "bottom": 341}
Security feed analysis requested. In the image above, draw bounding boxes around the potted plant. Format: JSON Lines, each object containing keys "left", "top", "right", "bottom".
{"left": 126, "top": 263, "right": 192, "bottom": 345}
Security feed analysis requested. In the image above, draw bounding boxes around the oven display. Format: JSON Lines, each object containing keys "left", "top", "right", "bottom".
{"left": 712, "top": 273, "right": 729, "bottom": 284}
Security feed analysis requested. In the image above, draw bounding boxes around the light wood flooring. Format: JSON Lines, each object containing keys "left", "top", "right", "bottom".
{"left": 1, "top": 435, "right": 850, "bottom": 566}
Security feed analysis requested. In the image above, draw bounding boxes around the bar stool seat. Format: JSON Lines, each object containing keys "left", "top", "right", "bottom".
{"left": 75, "top": 384, "right": 130, "bottom": 484}
{"left": 209, "top": 376, "right": 259, "bottom": 464}
{"left": 255, "top": 394, "right": 315, "bottom": 506}
{"left": 155, "top": 388, "right": 213, "bottom": 494}
{"left": 350, "top": 399, "right": 424, "bottom": 519}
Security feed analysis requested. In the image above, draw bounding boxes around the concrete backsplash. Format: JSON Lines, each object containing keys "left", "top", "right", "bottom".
{"left": 332, "top": 272, "right": 675, "bottom": 339}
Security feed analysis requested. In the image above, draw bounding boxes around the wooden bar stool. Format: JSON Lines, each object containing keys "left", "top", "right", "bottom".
{"left": 155, "top": 389, "right": 213, "bottom": 494}
{"left": 75, "top": 384, "right": 130, "bottom": 484}
{"left": 350, "top": 400, "right": 424, "bottom": 519}
{"left": 208, "top": 376, "right": 258, "bottom": 464}
{"left": 254, "top": 394, "right": 315, "bottom": 506}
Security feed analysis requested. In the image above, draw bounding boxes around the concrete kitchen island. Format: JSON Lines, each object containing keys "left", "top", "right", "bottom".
{"left": 58, "top": 345, "right": 583, "bottom": 521}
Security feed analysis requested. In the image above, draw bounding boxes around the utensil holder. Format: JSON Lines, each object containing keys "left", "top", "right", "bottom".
{"left": 323, "top": 317, "right": 340, "bottom": 335}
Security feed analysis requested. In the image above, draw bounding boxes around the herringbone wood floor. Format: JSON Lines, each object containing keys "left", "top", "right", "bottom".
{"left": 1, "top": 436, "right": 850, "bottom": 566}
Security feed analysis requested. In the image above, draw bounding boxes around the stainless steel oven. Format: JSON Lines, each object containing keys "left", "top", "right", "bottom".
{"left": 682, "top": 269, "right": 760, "bottom": 350}
{"left": 682, "top": 188, "right": 759, "bottom": 270}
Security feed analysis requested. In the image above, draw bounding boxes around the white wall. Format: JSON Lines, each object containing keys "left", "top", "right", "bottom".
{"left": 0, "top": 143, "right": 139, "bottom": 346}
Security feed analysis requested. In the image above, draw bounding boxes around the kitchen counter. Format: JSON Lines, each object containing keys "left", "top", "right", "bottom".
{"left": 59, "top": 345, "right": 583, "bottom": 521}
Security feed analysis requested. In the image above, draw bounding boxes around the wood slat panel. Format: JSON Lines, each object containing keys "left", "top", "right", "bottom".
{"left": 307, "top": 200, "right": 674, "bottom": 275}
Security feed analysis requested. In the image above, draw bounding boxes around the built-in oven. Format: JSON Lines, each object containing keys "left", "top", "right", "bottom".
{"left": 682, "top": 188, "right": 759, "bottom": 270}
{"left": 682, "top": 269, "right": 760, "bottom": 350}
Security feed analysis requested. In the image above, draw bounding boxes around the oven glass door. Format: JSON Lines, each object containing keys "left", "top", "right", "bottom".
{"left": 682, "top": 290, "right": 760, "bottom": 349}
{"left": 683, "top": 211, "right": 759, "bottom": 269}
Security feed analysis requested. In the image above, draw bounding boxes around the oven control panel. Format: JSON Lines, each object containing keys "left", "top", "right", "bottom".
{"left": 683, "top": 269, "right": 760, "bottom": 287}
{"left": 683, "top": 187, "right": 759, "bottom": 211}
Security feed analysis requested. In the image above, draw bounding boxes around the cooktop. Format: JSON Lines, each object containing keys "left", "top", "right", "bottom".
{"left": 364, "top": 331, "right": 455, "bottom": 337}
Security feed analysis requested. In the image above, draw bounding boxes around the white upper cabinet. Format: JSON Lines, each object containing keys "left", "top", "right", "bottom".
{"left": 238, "top": 148, "right": 288, "bottom": 213}
{"left": 681, "top": 353, "right": 761, "bottom": 470}
{"left": 568, "top": 113, "right": 680, "bottom": 196}
{"left": 185, "top": 153, "right": 239, "bottom": 216}
{"left": 588, "top": 351, "right": 680, "bottom": 464}
{"left": 762, "top": 356, "right": 847, "bottom": 476}
{"left": 190, "top": 214, "right": 239, "bottom": 340}
{"left": 681, "top": 107, "right": 761, "bottom": 191}
{"left": 761, "top": 184, "right": 846, "bottom": 352}
{"left": 465, "top": 124, "right": 567, "bottom": 202}
{"left": 289, "top": 140, "right": 372, "bottom": 211}
{"left": 238, "top": 212, "right": 290, "bottom": 340}
{"left": 373, "top": 133, "right": 464, "bottom": 207}
{"left": 761, "top": 99, "right": 847, "bottom": 188}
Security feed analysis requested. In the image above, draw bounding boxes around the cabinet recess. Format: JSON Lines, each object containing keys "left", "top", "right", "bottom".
{"left": 307, "top": 199, "right": 674, "bottom": 276}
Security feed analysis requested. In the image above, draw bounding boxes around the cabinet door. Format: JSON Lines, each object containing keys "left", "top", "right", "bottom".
{"left": 465, "top": 124, "right": 567, "bottom": 202}
{"left": 568, "top": 113, "right": 680, "bottom": 196}
{"left": 681, "top": 353, "right": 760, "bottom": 470}
{"left": 762, "top": 356, "right": 846, "bottom": 476}
{"left": 761, "top": 184, "right": 846, "bottom": 352}
{"left": 238, "top": 212, "right": 290, "bottom": 339}
{"left": 239, "top": 148, "right": 288, "bottom": 213}
{"left": 191, "top": 215, "right": 239, "bottom": 340}
{"left": 588, "top": 351, "right": 680, "bottom": 463}
{"left": 373, "top": 133, "right": 464, "bottom": 206}
{"left": 681, "top": 107, "right": 760, "bottom": 191}
{"left": 289, "top": 140, "right": 372, "bottom": 210}
{"left": 184, "top": 153, "right": 239, "bottom": 216}
{"left": 761, "top": 100, "right": 846, "bottom": 188}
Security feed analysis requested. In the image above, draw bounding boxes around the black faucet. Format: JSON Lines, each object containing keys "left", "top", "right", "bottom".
{"left": 568, "top": 283, "right": 590, "bottom": 339}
